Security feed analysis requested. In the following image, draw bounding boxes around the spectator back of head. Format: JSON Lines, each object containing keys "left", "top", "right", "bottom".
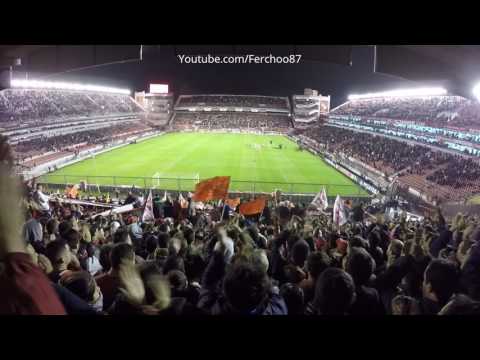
{"left": 61, "top": 271, "right": 96, "bottom": 303}
{"left": 64, "top": 228, "right": 81, "bottom": 252}
{"left": 45, "top": 240, "right": 70, "bottom": 268}
{"left": 167, "top": 270, "right": 188, "bottom": 291}
{"left": 345, "top": 247, "right": 375, "bottom": 286}
{"left": 110, "top": 243, "right": 135, "bottom": 270}
{"left": 113, "top": 227, "right": 131, "bottom": 244}
{"left": 99, "top": 244, "right": 114, "bottom": 272}
{"left": 223, "top": 260, "right": 270, "bottom": 313}
{"left": 307, "top": 251, "right": 331, "bottom": 280}
{"left": 423, "top": 259, "right": 460, "bottom": 306}
{"left": 280, "top": 283, "right": 304, "bottom": 315}
{"left": 313, "top": 268, "right": 356, "bottom": 315}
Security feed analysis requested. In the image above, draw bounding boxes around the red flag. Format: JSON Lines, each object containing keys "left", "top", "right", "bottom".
{"left": 239, "top": 197, "right": 267, "bottom": 216}
{"left": 192, "top": 176, "right": 230, "bottom": 202}
{"left": 225, "top": 197, "right": 241, "bottom": 209}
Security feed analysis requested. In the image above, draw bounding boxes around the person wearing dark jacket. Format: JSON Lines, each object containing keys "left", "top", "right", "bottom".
{"left": 198, "top": 249, "right": 287, "bottom": 315}
{"left": 269, "top": 231, "right": 290, "bottom": 285}
{"left": 352, "top": 202, "right": 364, "bottom": 223}
{"left": 299, "top": 251, "right": 331, "bottom": 304}
{"left": 460, "top": 230, "right": 480, "bottom": 300}
{"left": 345, "top": 247, "right": 385, "bottom": 315}
{"left": 167, "top": 269, "right": 201, "bottom": 306}
{"left": 124, "top": 191, "right": 137, "bottom": 205}
{"left": 305, "top": 268, "right": 356, "bottom": 315}
{"left": 422, "top": 259, "right": 460, "bottom": 314}
{"left": 430, "top": 229, "right": 452, "bottom": 258}
{"left": 51, "top": 282, "right": 98, "bottom": 315}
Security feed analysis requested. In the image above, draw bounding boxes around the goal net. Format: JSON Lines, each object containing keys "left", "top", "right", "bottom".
{"left": 152, "top": 172, "right": 200, "bottom": 190}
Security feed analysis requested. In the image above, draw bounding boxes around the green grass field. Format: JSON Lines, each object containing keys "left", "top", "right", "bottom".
{"left": 39, "top": 132, "right": 367, "bottom": 196}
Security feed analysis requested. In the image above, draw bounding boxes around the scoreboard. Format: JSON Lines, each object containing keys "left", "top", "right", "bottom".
{"left": 149, "top": 84, "right": 169, "bottom": 94}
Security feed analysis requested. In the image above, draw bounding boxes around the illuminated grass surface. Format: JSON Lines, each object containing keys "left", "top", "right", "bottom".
{"left": 40, "top": 132, "right": 367, "bottom": 196}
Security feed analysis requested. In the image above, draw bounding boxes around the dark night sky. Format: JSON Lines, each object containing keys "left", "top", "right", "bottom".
{"left": 51, "top": 46, "right": 417, "bottom": 107}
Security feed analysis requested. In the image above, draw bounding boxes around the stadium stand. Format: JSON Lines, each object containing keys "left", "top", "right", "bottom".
{"left": 332, "top": 95, "right": 480, "bottom": 129}
{"left": 0, "top": 88, "right": 143, "bottom": 129}
{"left": 13, "top": 122, "right": 154, "bottom": 166}
{"left": 175, "top": 94, "right": 290, "bottom": 111}
{"left": 1, "top": 87, "right": 480, "bottom": 315}
{"left": 0, "top": 87, "right": 152, "bottom": 175}
{"left": 295, "top": 124, "right": 480, "bottom": 203}
{"left": 171, "top": 112, "right": 293, "bottom": 132}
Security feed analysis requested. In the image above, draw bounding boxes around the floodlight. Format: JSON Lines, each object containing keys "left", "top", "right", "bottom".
{"left": 10, "top": 79, "right": 131, "bottom": 95}
{"left": 348, "top": 87, "right": 447, "bottom": 100}
{"left": 473, "top": 83, "right": 480, "bottom": 102}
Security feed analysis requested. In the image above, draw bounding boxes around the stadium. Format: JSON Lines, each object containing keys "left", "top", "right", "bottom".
{"left": 1, "top": 45, "right": 480, "bottom": 316}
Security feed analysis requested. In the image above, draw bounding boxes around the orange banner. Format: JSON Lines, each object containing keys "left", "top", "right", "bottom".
{"left": 239, "top": 197, "right": 267, "bottom": 216}
{"left": 65, "top": 185, "right": 78, "bottom": 199}
{"left": 225, "top": 197, "right": 241, "bottom": 209}
{"left": 192, "top": 176, "right": 230, "bottom": 202}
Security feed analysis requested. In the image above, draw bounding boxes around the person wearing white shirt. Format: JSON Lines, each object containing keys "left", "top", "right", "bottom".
{"left": 33, "top": 184, "right": 50, "bottom": 212}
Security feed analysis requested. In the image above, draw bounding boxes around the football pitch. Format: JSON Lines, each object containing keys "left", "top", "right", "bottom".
{"left": 39, "top": 132, "right": 367, "bottom": 196}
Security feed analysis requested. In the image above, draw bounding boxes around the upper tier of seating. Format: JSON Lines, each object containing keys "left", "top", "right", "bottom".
{"left": 0, "top": 88, "right": 144, "bottom": 130}
{"left": 332, "top": 95, "right": 480, "bottom": 130}
{"left": 175, "top": 95, "right": 290, "bottom": 112}
{"left": 299, "top": 124, "right": 480, "bottom": 203}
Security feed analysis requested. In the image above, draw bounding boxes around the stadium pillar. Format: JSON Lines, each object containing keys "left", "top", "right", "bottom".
{"left": 64, "top": 175, "right": 67, "bottom": 185}
{"left": 289, "top": 183, "right": 293, "bottom": 194}
{"left": 178, "top": 177, "right": 181, "bottom": 191}
{"left": 143, "top": 177, "right": 147, "bottom": 190}
{"left": 113, "top": 176, "right": 116, "bottom": 187}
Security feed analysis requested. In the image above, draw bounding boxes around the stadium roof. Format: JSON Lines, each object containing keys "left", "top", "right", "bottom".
{"left": 375, "top": 45, "right": 480, "bottom": 100}
{"left": 1, "top": 45, "right": 480, "bottom": 99}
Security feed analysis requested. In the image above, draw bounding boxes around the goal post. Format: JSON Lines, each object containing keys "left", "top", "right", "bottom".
{"left": 151, "top": 172, "right": 200, "bottom": 190}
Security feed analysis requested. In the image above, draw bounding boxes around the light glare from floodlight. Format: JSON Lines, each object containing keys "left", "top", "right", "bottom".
{"left": 348, "top": 87, "right": 447, "bottom": 100}
{"left": 10, "top": 79, "right": 130, "bottom": 95}
{"left": 473, "top": 83, "right": 480, "bottom": 102}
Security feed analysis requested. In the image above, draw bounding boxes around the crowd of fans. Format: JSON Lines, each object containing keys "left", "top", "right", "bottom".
{"left": 176, "top": 95, "right": 290, "bottom": 110}
{"left": 1, "top": 131, "right": 480, "bottom": 315}
{"left": 427, "top": 157, "right": 480, "bottom": 188}
{"left": 332, "top": 95, "right": 480, "bottom": 130}
{"left": 0, "top": 89, "right": 143, "bottom": 129}
{"left": 172, "top": 112, "right": 293, "bottom": 131}
{"left": 13, "top": 122, "right": 154, "bottom": 163}
{"left": 329, "top": 117, "right": 480, "bottom": 155}
{"left": 298, "top": 125, "right": 480, "bottom": 202}
{"left": 302, "top": 125, "right": 434, "bottom": 174}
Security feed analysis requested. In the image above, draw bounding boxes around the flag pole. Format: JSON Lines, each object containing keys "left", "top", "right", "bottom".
{"left": 259, "top": 197, "right": 266, "bottom": 221}
{"left": 221, "top": 204, "right": 227, "bottom": 221}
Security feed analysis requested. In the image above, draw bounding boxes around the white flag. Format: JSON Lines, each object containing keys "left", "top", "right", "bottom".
{"left": 311, "top": 187, "right": 328, "bottom": 210}
{"left": 333, "top": 195, "right": 348, "bottom": 226}
{"left": 161, "top": 190, "right": 168, "bottom": 202}
{"left": 142, "top": 189, "right": 155, "bottom": 223}
{"left": 178, "top": 193, "right": 189, "bottom": 209}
